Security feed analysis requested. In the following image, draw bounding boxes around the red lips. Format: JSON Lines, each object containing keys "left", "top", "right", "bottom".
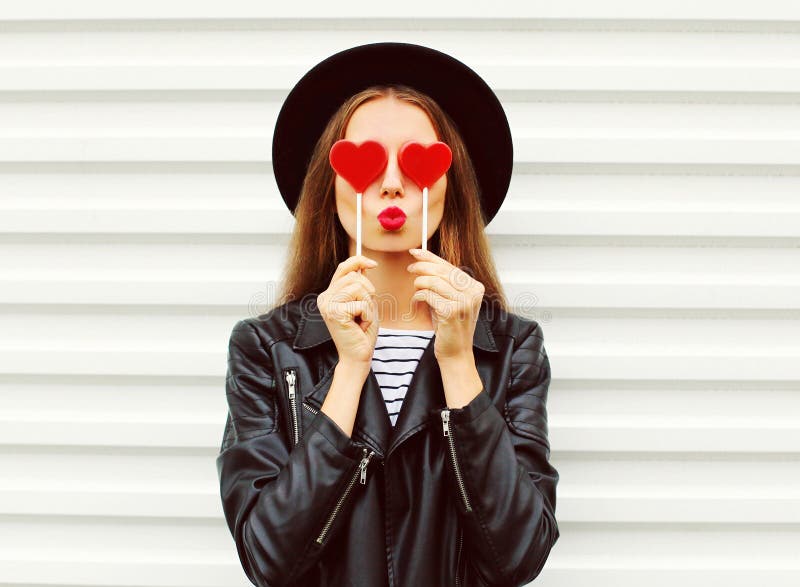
{"left": 377, "top": 206, "right": 406, "bottom": 230}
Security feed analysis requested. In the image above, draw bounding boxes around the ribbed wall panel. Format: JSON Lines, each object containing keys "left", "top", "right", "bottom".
{"left": 1, "top": 2, "right": 798, "bottom": 586}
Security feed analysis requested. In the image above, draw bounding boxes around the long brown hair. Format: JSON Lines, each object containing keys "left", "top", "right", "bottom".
{"left": 272, "top": 84, "right": 508, "bottom": 314}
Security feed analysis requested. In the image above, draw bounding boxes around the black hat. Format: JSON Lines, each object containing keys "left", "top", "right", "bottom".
{"left": 272, "top": 42, "right": 513, "bottom": 227}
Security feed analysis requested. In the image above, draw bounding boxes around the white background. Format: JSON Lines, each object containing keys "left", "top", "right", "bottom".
{"left": 1, "top": 1, "right": 799, "bottom": 586}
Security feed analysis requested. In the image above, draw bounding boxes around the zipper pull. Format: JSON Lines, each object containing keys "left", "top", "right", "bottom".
{"left": 285, "top": 370, "right": 296, "bottom": 400}
{"left": 360, "top": 449, "right": 374, "bottom": 485}
{"left": 441, "top": 409, "right": 450, "bottom": 437}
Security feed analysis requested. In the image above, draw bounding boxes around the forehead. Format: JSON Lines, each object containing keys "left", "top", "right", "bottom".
{"left": 344, "top": 96, "right": 438, "bottom": 143}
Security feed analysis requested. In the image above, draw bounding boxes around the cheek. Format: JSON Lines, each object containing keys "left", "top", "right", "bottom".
{"left": 335, "top": 179, "right": 353, "bottom": 213}
{"left": 428, "top": 178, "right": 447, "bottom": 218}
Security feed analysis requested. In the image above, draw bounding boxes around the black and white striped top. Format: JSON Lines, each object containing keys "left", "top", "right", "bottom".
{"left": 371, "top": 326, "right": 435, "bottom": 426}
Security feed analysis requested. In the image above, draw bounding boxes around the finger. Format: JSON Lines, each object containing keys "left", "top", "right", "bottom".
{"left": 411, "top": 288, "right": 457, "bottom": 319}
{"left": 329, "top": 299, "right": 369, "bottom": 323}
{"left": 357, "top": 272, "right": 378, "bottom": 294}
{"left": 334, "top": 274, "right": 377, "bottom": 302}
{"left": 359, "top": 294, "right": 376, "bottom": 332}
{"left": 339, "top": 270, "right": 377, "bottom": 294}
{"left": 413, "top": 275, "right": 459, "bottom": 300}
{"left": 406, "top": 261, "right": 462, "bottom": 289}
{"left": 410, "top": 262, "right": 473, "bottom": 292}
{"left": 407, "top": 260, "right": 458, "bottom": 280}
{"left": 331, "top": 255, "right": 379, "bottom": 283}
{"left": 409, "top": 248, "right": 448, "bottom": 266}
{"left": 353, "top": 299, "right": 377, "bottom": 329}
{"left": 332, "top": 281, "right": 374, "bottom": 303}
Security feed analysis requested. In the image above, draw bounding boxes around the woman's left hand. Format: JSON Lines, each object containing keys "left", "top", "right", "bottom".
{"left": 407, "top": 248, "right": 485, "bottom": 362}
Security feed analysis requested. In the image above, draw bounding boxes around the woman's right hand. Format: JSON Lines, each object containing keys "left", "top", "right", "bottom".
{"left": 317, "top": 255, "right": 380, "bottom": 366}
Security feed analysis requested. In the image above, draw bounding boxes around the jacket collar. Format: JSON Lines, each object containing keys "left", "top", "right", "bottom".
{"left": 294, "top": 295, "right": 498, "bottom": 459}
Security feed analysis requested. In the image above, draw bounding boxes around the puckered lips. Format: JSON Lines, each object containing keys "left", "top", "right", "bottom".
{"left": 377, "top": 206, "right": 407, "bottom": 230}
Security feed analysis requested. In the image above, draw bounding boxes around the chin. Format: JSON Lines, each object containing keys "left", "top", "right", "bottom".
{"left": 362, "top": 235, "right": 416, "bottom": 252}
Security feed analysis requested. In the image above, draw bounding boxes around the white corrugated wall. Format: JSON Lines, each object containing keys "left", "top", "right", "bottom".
{"left": 1, "top": 2, "right": 798, "bottom": 586}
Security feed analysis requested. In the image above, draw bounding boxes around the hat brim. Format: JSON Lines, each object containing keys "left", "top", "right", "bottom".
{"left": 272, "top": 42, "right": 513, "bottom": 227}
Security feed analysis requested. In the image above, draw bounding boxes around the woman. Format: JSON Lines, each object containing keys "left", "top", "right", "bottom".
{"left": 217, "top": 42, "right": 559, "bottom": 586}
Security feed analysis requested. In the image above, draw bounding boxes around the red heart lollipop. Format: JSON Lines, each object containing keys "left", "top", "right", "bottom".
{"left": 398, "top": 141, "right": 452, "bottom": 189}
{"left": 329, "top": 139, "right": 388, "bottom": 193}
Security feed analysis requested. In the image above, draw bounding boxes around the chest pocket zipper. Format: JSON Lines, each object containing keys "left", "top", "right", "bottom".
{"left": 441, "top": 409, "right": 473, "bottom": 512}
{"left": 283, "top": 368, "right": 300, "bottom": 447}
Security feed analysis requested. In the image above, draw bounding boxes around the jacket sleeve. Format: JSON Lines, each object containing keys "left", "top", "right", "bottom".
{"left": 444, "top": 320, "right": 559, "bottom": 586}
{"left": 215, "top": 319, "right": 367, "bottom": 587}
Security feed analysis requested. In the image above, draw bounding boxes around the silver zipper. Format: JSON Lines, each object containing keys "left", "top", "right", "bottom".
{"left": 303, "top": 402, "right": 318, "bottom": 415}
{"left": 441, "top": 409, "right": 473, "bottom": 512}
{"left": 315, "top": 447, "right": 375, "bottom": 545}
{"left": 285, "top": 369, "right": 299, "bottom": 446}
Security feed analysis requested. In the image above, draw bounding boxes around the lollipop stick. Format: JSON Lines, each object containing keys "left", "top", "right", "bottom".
{"left": 356, "top": 192, "right": 362, "bottom": 273}
{"left": 422, "top": 186, "right": 428, "bottom": 252}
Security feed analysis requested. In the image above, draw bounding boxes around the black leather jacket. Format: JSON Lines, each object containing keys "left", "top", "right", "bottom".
{"left": 216, "top": 296, "right": 559, "bottom": 586}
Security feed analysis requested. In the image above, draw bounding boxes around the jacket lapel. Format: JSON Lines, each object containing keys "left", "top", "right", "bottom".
{"left": 294, "top": 295, "right": 498, "bottom": 459}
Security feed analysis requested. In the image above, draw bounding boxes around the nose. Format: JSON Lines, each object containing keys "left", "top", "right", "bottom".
{"left": 380, "top": 151, "right": 404, "bottom": 198}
